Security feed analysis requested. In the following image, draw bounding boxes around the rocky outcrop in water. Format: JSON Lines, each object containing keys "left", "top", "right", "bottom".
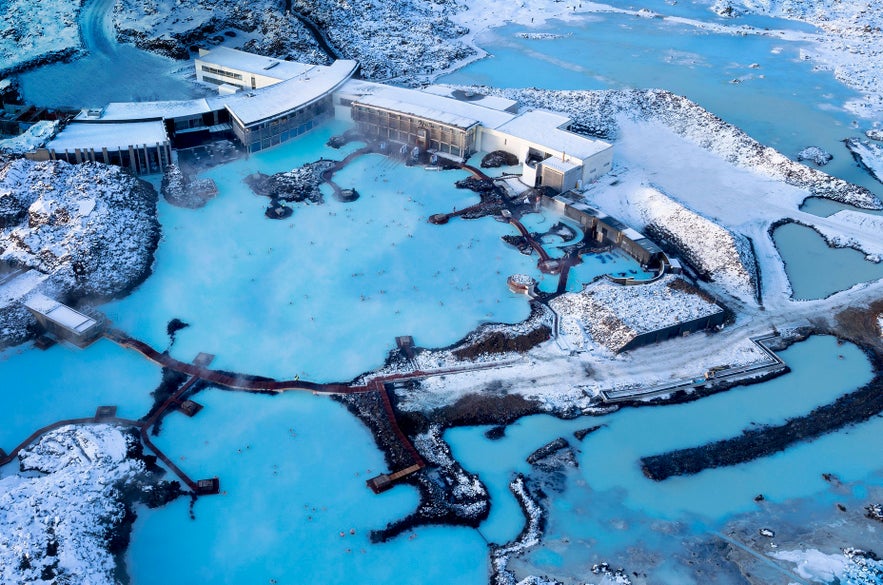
{"left": 797, "top": 146, "right": 833, "bottom": 166}
{"left": 481, "top": 150, "right": 519, "bottom": 169}
{"left": 245, "top": 160, "right": 334, "bottom": 204}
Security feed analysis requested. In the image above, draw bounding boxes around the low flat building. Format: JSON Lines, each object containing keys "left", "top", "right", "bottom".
{"left": 484, "top": 110, "right": 613, "bottom": 190}
{"left": 545, "top": 193, "right": 666, "bottom": 267}
{"left": 195, "top": 47, "right": 317, "bottom": 91}
{"left": 336, "top": 81, "right": 613, "bottom": 189}
{"left": 30, "top": 120, "right": 172, "bottom": 175}
{"left": 221, "top": 59, "right": 357, "bottom": 153}
{"left": 23, "top": 293, "right": 102, "bottom": 347}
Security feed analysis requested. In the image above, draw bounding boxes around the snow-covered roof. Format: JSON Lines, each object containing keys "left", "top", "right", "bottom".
{"left": 421, "top": 85, "right": 519, "bottom": 113}
{"left": 24, "top": 293, "right": 97, "bottom": 334}
{"left": 355, "top": 94, "right": 478, "bottom": 130}
{"left": 197, "top": 47, "right": 314, "bottom": 81}
{"left": 221, "top": 60, "right": 358, "bottom": 127}
{"left": 91, "top": 99, "right": 212, "bottom": 121}
{"left": 622, "top": 227, "right": 644, "bottom": 241}
{"left": 496, "top": 110, "right": 611, "bottom": 160}
{"left": 541, "top": 156, "right": 580, "bottom": 174}
{"left": 353, "top": 85, "right": 516, "bottom": 130}
{"left": 47, "top": 121, "right": 169, "bottom": 152}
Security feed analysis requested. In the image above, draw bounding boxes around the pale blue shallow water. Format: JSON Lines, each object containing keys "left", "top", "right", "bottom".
{"left": 446, "top": 336, "right": 883, "bottom": 580}
{"left": 772, "top": 222, "right": 883, "bottom": 300}
{"left": 441, "top": 9, "right": 883, "bottom": 201}
{"left": 0, "top": 338, "right": 158, "bottom": 449}
{"left": 102, "top": 122, "right": 537, "bottom": 381}
{"left": 127, "top": 389, "right": 488, "bottom": 584}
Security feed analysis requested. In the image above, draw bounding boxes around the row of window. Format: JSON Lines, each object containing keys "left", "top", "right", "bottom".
{"left": 201, "top": 65, "right": 243, "bottom": 81}
{"left": 355, "top": 121, "right": 469, "bottom": 157}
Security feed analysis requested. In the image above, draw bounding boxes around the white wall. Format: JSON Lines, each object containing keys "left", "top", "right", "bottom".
{"left": 579, "top": 145, "right": 614, "bottom": 185}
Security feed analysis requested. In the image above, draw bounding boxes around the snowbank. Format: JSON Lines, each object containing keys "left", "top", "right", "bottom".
{"left": 845, "top": 138, "right": 883, "bottom": 184}
{"left": 0, "top": 425, "right": 147, "bottom": 585}
{"left": 812, "top": 211, "right": 883, "bottom": 261}
{"left": 635, "top": 186, "right": 758, "bottom": 301}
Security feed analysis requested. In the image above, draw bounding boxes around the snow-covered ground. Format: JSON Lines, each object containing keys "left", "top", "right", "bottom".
{"left": 845, "top": 138, "right": 883, "bottom": 184}
{"left": 0, "top": 425, "right": 150, "bottom": 585}
{"left": 772, "top": 547, "right": 883, "bottom": 584}
{"left": 0, "top": 0, "right": 82, "bottom": 75}
{"left": 0, "top": 159, "right": 159, "bottom": 347}
{"left": 550, "top": 275, "right": 724, "bottom": 353}
{"left": 0, "top": 121, "right": 58, "bottom": 155}
{"left": 113, "top": 0, "right": 328, "bottom": 64}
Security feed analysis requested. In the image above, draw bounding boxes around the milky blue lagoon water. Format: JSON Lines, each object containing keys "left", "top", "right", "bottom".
{"left": 102, "top": 122, "right": 539, "bottom": 381}
{"left": 3, "top": 1, "right": 883, "bottom": 583}
{"left": 126, "top": 388, "right": 489, "bottom": 584}
{"left": 772, "top": 222, "right": 883, "bottom": 300}
{"left": 447, "top": 336, "right": 883, "bottom": 581}
{"left": 0, "top": 338, "right": 158, "bottom": 450}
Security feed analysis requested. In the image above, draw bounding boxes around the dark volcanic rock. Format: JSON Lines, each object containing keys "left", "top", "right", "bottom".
{"left": 527, "top": 438, "right": 570, "bottom": 465}
{"left": 573, "top": 425, "right": 604, "bottom": 441}
{"left": 455, "top": 176, "right": 495, "bottom": 192}
{"left": 641, "top": 370, "right": 883, "bottom": 480}
{"left": 480, "top": 150, "right": 518, "bottom": 168}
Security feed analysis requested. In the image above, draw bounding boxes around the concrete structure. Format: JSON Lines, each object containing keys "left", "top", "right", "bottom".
{"left": 195, "top": 47, "right": 317, "bottom": 91}
{"left": 30, "top": 120, "right": 172, "bottom": 175}
{"left": 26, "top": 51, "right": 358, "bottom": 163}
{"left": 545, "top": 193, "right": 666, "bottom": 267}
{"left": 222, "top": 60, "right": 356, "bottom": 153}
{"left": 620, "top": 310, "right": 727, "bottom": 352}
{"left": 23, "top": 294, "right": 102, "bottom": 347}
{"left": 483, "top": 110, "right": 613, "bottom": 190}
{"left": 336, "top": 81, "right": 613, "bottom": 189}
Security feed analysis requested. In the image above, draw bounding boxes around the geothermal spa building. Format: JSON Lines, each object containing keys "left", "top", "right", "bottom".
{"left": 27, "top": 47, "right": 612, "bottom": 192}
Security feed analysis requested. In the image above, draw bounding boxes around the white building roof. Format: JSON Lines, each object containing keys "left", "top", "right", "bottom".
{"left": 541, "top": 157, "right": 580, "bottom": 174}
{"left": 197, "top": 47, "right": 315, "bottom": 81}
{"left": 622, "top": 227, "right": 645, "bottom": 241}
{"left": 355, "top": 94, "right": 479, "bottom": 130}
{"left": 48, "top": 121, "right": 169, "bottom": 152}
{"left": 221, "top": 59, "right": 358, "bottom": 127}
{"left": 353, "top": 85, "right": 516, "bottom": 130}
{"left": 91, "top": 99, "right": 212, "bottom": 121}
{"left": 496, "top": 110, "right": 611, "bottom": 161}
{"left": 421, "top": 85, "right": 519, "bottom": 113}
{"left": 24, "top": 293, "right": 98, "bottom": 334}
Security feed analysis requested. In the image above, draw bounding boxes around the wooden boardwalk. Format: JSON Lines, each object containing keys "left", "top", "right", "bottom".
{"left": 0, "top": 413, "right": 142, "bottom": 468}
{"left": 3, "top": 330, "right": 518, "bottom": 498}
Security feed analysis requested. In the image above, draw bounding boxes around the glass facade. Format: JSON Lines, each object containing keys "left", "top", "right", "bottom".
{"left": 351, "top": 103, "right": 477, "bottom": 158}
{"left": 234, "top": 96, "right": 332, "bottom": 153}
